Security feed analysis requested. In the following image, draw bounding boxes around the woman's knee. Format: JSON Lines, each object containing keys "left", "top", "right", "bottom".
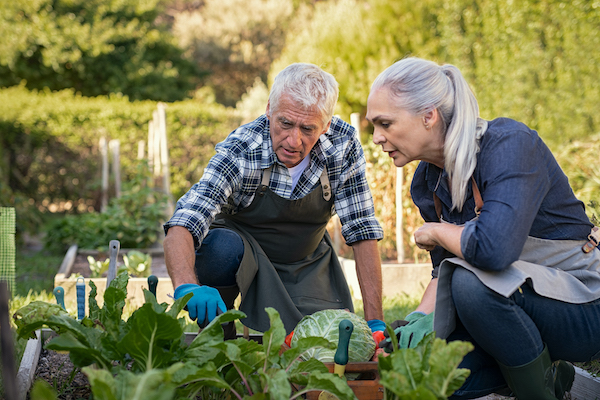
{"left": 451, "top": 268, "right": 489, "bottom": 311}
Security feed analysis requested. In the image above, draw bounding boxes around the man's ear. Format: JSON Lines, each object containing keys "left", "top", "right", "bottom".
{"left": 321, "top": 120, "right": 332, "bottom": 135}
{"left": 265, "top": 101, "right": 270, "bottom": 119}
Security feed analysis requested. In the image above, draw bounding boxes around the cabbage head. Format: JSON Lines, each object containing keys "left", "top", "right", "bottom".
{"left": 291, "top": 309, "right": 375, "bottom": 363}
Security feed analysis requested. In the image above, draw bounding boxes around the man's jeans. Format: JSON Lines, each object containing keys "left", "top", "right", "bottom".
{"left": 194, "top": 228, "right": 244, "bottom": 287}
{"left": 448, "top": 267, "right": 600, "bottom": 399}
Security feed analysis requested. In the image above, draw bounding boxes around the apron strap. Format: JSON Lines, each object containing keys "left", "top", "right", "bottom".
{"left": 320, "top": 166, "right": 331, "bottom": 201}
{"left": 261, "top": 165, "right": 331, "bottom": 201}
{"left": 434, "top": 177, "right": 483, "bottom": 221}
{"left": 261, "top": 166, "right": 272, "bottom": 186}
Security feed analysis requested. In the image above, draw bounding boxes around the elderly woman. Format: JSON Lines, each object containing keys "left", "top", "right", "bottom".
{"left": 366, "top": 57, "right": 600, "bottom": 399}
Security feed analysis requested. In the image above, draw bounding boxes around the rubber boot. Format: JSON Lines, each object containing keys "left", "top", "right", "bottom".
{"left": 215, "top": 285, "right": 240, "bottom": 341}
{"left": 497, "top": 344, "right": 574, "bottom": 400}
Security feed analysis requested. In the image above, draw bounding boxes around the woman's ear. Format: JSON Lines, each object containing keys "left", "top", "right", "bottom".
{"left": 422, "top": 109, "right": 440, "bottom": 130}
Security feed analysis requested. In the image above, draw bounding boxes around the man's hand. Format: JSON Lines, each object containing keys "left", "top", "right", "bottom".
{"left": 174, "top": 283, "right": 227, "bottom": 328}
{"left": 379, "top": 312, "right": 434, "bottom": 351}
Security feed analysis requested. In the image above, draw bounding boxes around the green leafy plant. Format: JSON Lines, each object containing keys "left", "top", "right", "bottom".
{"left": 13, "top": 271, "right": 359, "bottom": 400}
{"left": 44, "top": 161, "right": 169, "bottom": 252}
{"left": 87, "top": 255, "right": 110, "bottom": 278}
{"left": 378, "top": 329, "right": 473, "bottom": 399}
{"left": 122, "top": 250, "right": 152, "bottom": 277}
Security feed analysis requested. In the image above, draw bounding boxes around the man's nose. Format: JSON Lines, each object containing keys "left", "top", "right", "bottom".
{"left": 288, "top": 127, "right": 302, "bottom": 147}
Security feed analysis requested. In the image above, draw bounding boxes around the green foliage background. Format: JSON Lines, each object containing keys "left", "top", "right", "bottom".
{"left": 2, "top": 0, "right": 600, "bottom": 261}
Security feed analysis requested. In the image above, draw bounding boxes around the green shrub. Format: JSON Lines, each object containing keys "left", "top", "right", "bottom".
{"left": 1, "top": 85, "right": 241, "bottom": 238}
{"left": 43, "top": 162, "right": 169, "bottom": 252}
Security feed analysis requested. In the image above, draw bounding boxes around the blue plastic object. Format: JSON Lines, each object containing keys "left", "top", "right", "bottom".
{"left": 53, "top": 286, "right": 65, "bottom": 309}
{"left": 76, "top": 277, "right": 85, "bottom": 320}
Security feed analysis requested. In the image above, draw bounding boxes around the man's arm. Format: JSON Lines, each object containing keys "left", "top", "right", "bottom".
{"left": 163, "top": 226, "right": 199, "bottom": 287}
{"left": 351, "top": 239, "right": 384, "bottom": 321}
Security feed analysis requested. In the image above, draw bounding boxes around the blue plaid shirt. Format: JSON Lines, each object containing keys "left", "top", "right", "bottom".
{"left": 164, "top": 114, "right": 383, "bottom": 248}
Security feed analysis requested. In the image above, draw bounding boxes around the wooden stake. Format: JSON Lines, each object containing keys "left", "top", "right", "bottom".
{"left": 100, "top": 137, "right": 109, "bottom": 212}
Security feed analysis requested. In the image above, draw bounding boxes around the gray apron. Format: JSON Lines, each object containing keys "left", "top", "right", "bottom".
{"left": 435, "top": 235, "right": 600, "bottom": 339}
{"left": 432, "top": 179, "right": 600, "bottom": 339}
{"left": 211, "top": 166, "right": 354, "bottom": 333}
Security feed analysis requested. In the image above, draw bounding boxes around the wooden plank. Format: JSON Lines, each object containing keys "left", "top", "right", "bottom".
{"left": 16, "top": 330, "right": 42, "bottom": 400}
{"left": 56, "top": 244, "right": 78, "bottom": 279}
{"left": 571, "top": 366, "right": 600, "bottom": 400}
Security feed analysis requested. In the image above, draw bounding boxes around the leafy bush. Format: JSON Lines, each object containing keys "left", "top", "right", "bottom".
{"left": 43, "top": 162, "right": 168, "bottom": 252}
{"left": 0, "top": 85, "right": 240, "bottom": 221}
{"left": 0, "top": 0, "right": 200, "bottom": 102}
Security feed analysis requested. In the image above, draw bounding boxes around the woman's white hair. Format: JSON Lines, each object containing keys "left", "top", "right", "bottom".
{"left": 268, "top": 63, "right": 339, "bottom": 126}
{"left": 371, "top": 57, "right": 488, "bottom": 211}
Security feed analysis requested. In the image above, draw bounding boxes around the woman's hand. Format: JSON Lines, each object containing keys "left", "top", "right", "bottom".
{"left": 414, "top": 222, "right": 465, "bottom": 257}
{"left": 414, "top": 222, "right": 442, "bottom": 251}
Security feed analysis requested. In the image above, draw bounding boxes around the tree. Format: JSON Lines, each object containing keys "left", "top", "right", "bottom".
{"left": 0, "top": 0, "right": 201, "bottom": 101}
{"left": 171, "top": 0, "right": 298, "bottom": 106}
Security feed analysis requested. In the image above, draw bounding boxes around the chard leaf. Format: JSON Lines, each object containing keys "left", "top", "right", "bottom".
{"left": 164, "top": 291, "right": 191, "bottom": 319}
{"left": 425, "top": 339, "right": 473, "bottom": 396}
{"left": 263, "top": 368, "right": 292, "bottom": 399}
{"left": 119, "top": 302, "right": 184, "bottom": 371}
{"left": 193, "top": 309, "right": 246, "bottom": 344}
{"left": 287, "top": 358, "right": 329, "bottom": 385}
{"left": 80, "top": 368, "right": 117, "bottom": 400}
{"left": 29, "top": 379, "right": 58, "bottom": 400}
{"left": 299, "top": 371, "right": 357, "bottom": 400}
{"left": 281, "top": 337, "right": 335, "bottom": 369}
{"left": 377, "top": 334, "right": 473, "bottom": 399}
{"left": 171, "top": 361, "right": 230, "bottom": 389}
{"left": 142, "top": 289, "right": 168, "bottom": 314}
{"left": 84, "top": 367, "right": 178, "bottom": 400}
{"left": 46, "top": 331, "right": 112, "bottom": 369}
{"left": 262, "top": 307, "right": 286, "bottom": 363}
{"left": 88, "top": 280, "right": 100, "bottom": 321}
{"left": 13, "top": 301, "right": 70, "bottom": 339}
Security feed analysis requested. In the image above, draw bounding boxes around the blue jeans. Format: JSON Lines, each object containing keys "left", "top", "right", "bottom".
{"left": 448, "top": 267, "right": 600, "bottom": 399}
{"left": 194, "top": 228, "right": 244, "bottom": 287}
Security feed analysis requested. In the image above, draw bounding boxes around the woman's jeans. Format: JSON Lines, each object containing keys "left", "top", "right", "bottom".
{"left": 448, "top": 267, "right": 600, "bottom": 399}
{"left": 194, "top": 228, "right": 244, "bottom": 287}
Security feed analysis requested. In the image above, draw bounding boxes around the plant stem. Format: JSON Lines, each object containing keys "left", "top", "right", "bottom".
{"left": 232, "top": 361, "right": 253, "bottom": 396}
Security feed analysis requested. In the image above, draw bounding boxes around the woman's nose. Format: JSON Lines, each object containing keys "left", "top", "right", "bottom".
{"left": 372, "top": 129, "right": 385, "bottom": 145}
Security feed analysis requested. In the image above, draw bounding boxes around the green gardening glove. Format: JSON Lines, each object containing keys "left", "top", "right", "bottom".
{"left": 393, "top": 311, "right": 434, "bottom": 349}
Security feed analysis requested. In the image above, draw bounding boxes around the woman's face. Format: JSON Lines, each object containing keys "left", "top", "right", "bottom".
{"left": 366, "top": 87, "right": 444, "bottom": 168}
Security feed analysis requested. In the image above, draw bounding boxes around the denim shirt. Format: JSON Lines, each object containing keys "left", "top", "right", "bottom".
{"left": 411, "top": 118, "right": 594, "bottom": 277}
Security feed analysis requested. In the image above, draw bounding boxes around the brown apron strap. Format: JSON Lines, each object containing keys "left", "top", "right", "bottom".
{"left": 434, "top": 177, "right": 483, "bottom": 221}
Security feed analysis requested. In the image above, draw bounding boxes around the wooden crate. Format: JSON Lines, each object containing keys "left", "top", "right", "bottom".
{"left": 305, "top": 362, "right": 383, "bottom": 400}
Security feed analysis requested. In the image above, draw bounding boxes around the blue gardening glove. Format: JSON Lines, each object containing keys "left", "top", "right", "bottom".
{"left": 174, "top": 283, "right": 226, "bottom": 328}
{"left": 367, "top": 319, "right": 386, "bottom": 333}
{"left": 368, "top": 319, "right": 387, "bottom": 345}
{"left": 379, "top": 311, "right": 434, "bottom": 351}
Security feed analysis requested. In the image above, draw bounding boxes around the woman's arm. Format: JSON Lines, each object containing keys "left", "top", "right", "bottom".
{"left": 414, "top": 222, "right": 464, "bottom": 258}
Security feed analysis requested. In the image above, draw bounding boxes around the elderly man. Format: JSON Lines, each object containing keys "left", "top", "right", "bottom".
{"left": 163, "top": 63, "right": 384, "bottom": 337}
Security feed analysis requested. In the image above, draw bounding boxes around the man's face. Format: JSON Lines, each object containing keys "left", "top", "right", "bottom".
{"left": 267, "top": 95, "right": 331, "bottom": 168}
